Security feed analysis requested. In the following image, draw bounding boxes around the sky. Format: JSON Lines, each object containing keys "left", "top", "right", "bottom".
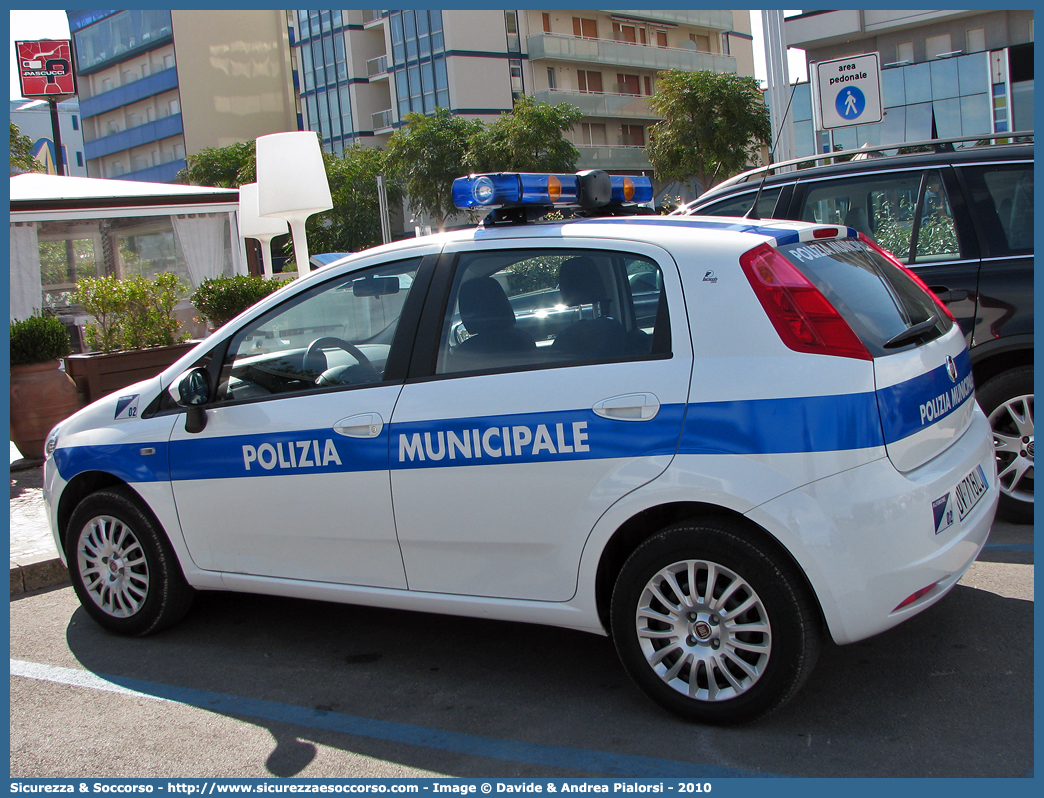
{"left": 10, "top": 9, "right": 807, "bottom": 102}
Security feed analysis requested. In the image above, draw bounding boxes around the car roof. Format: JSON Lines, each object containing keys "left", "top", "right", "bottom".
{"left": 310, "top": 215, "right": 846, "bottom": 283}
{"left": 690, "top": 141, "right": 1033, "bottom": 209}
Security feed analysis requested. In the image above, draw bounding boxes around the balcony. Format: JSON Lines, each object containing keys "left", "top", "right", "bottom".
{"left": 527, "top": 34, "right": 735, "bottom": 74}
{"left": 121, "top": 158, "right": 187, "bottom": 184}
{"left": 574, "top": 145, "right": 651, "bottom": 172}
{"left": 84, "top": 113, "right": 184, "bottom": 161}
{"left": 609, "top": 10, "right": 733, "bottom": 30}
{"left": 533, "top": 89, "right": 657, "bottom": 120}
{"left": 80, "top": 67, "right": 179, "bottom": 120}
{"left": 372, "top": 109, "right": 394, "bottom": 132}
{"left": 367, "top": 55, "right": 389, "bottom": 78}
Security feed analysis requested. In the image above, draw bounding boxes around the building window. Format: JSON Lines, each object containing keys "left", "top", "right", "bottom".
{"left": 656, "top": 30, "right": 668, "bottom": 48}
{"left": 76, "top": 152, "right": 83, "bottom": 167}
{"left": 613, "top": 22, "right": 642, "bottom": 44}
{"left": 617, "top": 73, "right": 640, "bottom": 96}
{"left": 926, "top": 33, "right": 954, "bottom": 59}
{"left": 896, "top": 41, "right": 914, "bottom": 64}
{"left": 547, "top": 67, "right": 556, "bottom": 90}
{"left": 509, "top": 58, "right": 523, "bottom": 96}
{"left": 577, "top": 70, "right": 603, "bottom": 93}
{"left": 690, "top": 33, "right": 711, "bottom": 52}
{"left": 505, "top": 11, "right": 520, "bottom": 53}
{"left": 621, "top": 124, "right": 645, "bottom": 146}
{"left": 542, "top": 13, "right": 551, "bottom": 33}
{"left": 644, "top": 76, "right": 652, "bottom": 95}
{"left": 572, "top": 17, "right": 597, "bottom": 40}
{"left": 71, "top": 115, "right": 79, "bottom": 131}
{"left": 581, "top": 123, "right": 607, "bottom": 145}
{"left": 966, "top": 28, "right": 986, "bottom": 54}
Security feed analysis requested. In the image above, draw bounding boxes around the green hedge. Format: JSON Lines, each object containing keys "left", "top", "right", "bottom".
{"left": 191, "top": 274, "right": 287, "bottom": 328}
{"left": 10, "top": 314, "right": 71, "bottom": 365}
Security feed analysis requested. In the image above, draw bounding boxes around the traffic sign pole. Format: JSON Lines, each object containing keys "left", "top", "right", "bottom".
{"left": 48, "top": 99, "right": 66, "bottom": 176}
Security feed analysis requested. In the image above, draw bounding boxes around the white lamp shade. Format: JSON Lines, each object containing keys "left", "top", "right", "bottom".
{"left": 255, "top": 131, "right": 333, "bottom": 219}
{"left": 238, "top": 183, "right": 288, "bottom": 238}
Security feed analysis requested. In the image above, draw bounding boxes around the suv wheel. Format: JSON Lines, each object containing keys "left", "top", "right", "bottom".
{"left": 978, "top": 367, "right": 1034, "bottom": 524}
{"left": 610, "top": 518, "right": 820, "bottom": 724}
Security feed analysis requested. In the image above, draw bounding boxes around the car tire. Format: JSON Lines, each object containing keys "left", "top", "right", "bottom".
{"left": 977, "top": 366, "right": 1034, "bottom": 525}
{"left": 66, "top": 488, "right": 195, "bottom": 636}
{"left": 610, "top": 518, "right": 821, "bottom": 725}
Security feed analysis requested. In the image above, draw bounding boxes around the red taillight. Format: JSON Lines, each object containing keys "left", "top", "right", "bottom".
{"left": 739, "top": 243, "right": 872, "bottom": 361}
{"left": 858, "top": 233, "right": 956, "bottom": 322}
{"left": 813, "top": 227, "right": 838, "bottom": 239}
{"left": 893, "top": 582, "right": 938, "bottom": 611}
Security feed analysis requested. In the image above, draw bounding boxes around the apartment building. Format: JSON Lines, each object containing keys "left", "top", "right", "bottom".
{"left": 67, "top": 10, "right": 298, "bottom": 182}
{"left": 785, "top": 9, "right": 1034, "bottom": 154}
{"left": 292, "top": 9, "right": 756, "bottom": 172}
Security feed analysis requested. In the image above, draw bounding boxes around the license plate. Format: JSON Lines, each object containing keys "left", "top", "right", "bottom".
{"left": 954, "top": 464, "right": 989, "bottom": 521}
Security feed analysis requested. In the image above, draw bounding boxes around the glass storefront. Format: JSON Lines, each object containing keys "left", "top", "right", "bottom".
{"left": 792, "top": 51, "right": 1005, "bottom": 156}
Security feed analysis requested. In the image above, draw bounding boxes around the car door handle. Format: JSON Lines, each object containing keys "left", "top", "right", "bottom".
{"left": 928, "top": 286, "right": 969, "bottom": 303}
{"left": 333, "top": 413, "right": 384, "bottom": 438}
{"left": 593, "top": 393, "right": 660, "bottom": 421}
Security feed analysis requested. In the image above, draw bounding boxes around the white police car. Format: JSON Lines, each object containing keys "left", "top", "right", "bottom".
{"left": 43, "top": 170, "right": 998, "bottom": 724}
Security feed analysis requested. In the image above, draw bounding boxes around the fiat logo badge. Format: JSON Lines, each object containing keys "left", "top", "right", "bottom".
{"left": 693, "top": 621, "right": 712, "bottom": 639}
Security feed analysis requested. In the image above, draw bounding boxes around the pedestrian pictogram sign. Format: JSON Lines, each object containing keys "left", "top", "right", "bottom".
{"left": 16, "top": 40, "right": 77, "bottom": 98}
{"left": 812, "top": 53, "right": 882, "bottom": 130}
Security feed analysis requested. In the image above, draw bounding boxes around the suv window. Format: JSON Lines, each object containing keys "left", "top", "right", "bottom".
{"left": 216, "top": 258, "right": 421, "bottom": 401}
{"left": 800, "top": 170, "right": 959, "bottom": 265}
{"left": 437, "top": 248, "right": 669, "bottom": 374}
{"left": 695, "top": 186, "right": 782, "bottom": 218}
{"left": 959, "top": 164, "right": 1034, "bottom": 256}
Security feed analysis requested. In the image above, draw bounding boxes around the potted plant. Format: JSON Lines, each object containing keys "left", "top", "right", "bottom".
{"left": 10, "top": 314, "right": 81, "bottom": 459}
{"left": 64, "top": 273, "right": 199, "bottom": 405}
{"left": 191, "top": 274, "right": 287, "bottom": 330}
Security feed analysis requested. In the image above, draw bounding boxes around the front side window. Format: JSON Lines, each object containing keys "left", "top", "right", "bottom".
{"left": 437, "top": 248, "right": 669, "bottom": 375}
{"left": 217, "top": 259, "right": 420, "bottom": 402}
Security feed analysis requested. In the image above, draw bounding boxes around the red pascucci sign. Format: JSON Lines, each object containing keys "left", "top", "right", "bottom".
{"left": 17, "top": 40, "right": 77, "bottom": 98}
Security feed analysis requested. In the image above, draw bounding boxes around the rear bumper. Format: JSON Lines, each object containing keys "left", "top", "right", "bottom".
{"left": 746, "top": 406, "right": 998, "bottom": 645}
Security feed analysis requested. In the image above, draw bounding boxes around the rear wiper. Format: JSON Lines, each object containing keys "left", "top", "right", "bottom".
{"left": 883, "top": 314, "right": 939, "bottom": 349}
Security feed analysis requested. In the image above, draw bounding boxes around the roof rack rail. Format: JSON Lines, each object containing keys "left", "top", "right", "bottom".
{"left": 705, "top": 130, "right": 1034, "bottom": 195}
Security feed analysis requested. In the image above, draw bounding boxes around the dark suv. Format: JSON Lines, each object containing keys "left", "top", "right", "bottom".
{"left": 682, "top": 137, "right": 1033, "bottom": 523}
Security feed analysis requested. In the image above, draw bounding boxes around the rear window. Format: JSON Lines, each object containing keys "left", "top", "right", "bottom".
{"left": 778, "top": 238, "right": 954, "bottom": 356}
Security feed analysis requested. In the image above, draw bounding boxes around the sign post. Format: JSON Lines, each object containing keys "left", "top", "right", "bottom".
{"left": 16, "top": 40, "right": 77, "bottom": 176}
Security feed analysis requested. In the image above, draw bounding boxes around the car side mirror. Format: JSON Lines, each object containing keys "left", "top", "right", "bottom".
{"left": 169, "top": 367, "right": 211, "bottom": 407}
{"left": 168, "top": 368, "right": 210, "bottom": 434}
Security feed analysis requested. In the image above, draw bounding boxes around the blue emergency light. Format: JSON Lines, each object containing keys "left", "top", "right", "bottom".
{"left": 452, "top": 170, "right": 653, "bottom": 217}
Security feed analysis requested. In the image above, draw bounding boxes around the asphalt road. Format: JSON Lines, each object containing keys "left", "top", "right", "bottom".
{"left": 10, "top": 520, "right": 1033, "bottom": 780}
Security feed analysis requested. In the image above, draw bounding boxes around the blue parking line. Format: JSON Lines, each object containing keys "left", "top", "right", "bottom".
{"left": 12, "top": 659, "right": 776, "bottom": 778}
{"left": 982, "top": 542, "right": 1034, "bottom": 552}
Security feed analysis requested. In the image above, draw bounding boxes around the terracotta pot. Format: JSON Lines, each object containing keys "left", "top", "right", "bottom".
{"left": 10, "top": 361, "right": 83, "bottom": 459}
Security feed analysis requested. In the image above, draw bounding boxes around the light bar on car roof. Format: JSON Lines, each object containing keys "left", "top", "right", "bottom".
{"left": 452, "top": 170, "right": 653, "bottom": 211}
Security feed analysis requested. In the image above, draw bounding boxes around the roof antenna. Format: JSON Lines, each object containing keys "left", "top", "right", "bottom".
{"left": 745, "top": 81, "right": 800, "bottom": 220}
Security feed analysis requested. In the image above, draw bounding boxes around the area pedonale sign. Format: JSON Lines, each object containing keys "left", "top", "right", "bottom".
{"left": 811, "top": 52, "right": 883, "bottom": 130}
{"left": 16, "top": 40, "right": 77, "bottom": 98}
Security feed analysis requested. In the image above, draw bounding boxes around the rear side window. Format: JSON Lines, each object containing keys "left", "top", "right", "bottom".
{"left": 800, "top": 170, "right": 960, "bottom": 265}
{"left": 436, "top": 248, "right": 670, "bottom": 375}
{"left": 959, "top": 163, "right": 1034, "bottom": 256}
{"left": 779, "top": 238, "right": 954, "bottom": 356}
